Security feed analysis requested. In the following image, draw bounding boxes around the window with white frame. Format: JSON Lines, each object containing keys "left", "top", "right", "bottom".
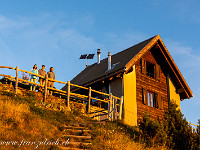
{"left": 147, "top": 91, "right": 156, "bottom": 107}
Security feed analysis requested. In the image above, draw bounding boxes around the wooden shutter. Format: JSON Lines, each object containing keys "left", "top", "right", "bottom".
{"left": 157, "top": 93, "right": 163, "bottom": 109}
{"left": 141, "top": 59, "right": 146, "bottom": 74}
{"left": 155, "top": 93, "right": 158, "bottom": 108}
{"left": 155, "top": 64, "right": 160, "bottom": 80}
{"left": 142, "top": 88, "right": 148, "bottom": 105}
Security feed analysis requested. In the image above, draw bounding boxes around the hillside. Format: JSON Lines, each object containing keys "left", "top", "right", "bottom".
{"left": 0, "top": 82, "right": 165, "bottom": 150}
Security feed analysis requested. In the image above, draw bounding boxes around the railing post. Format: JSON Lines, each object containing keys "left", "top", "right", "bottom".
{"left": 108, "top": 102, "right": 110, "bottom": 120}
{"left": 112, "top": 97, "right": 115, "bottom": 120}
{"left": 109, "top": 93, "right": 113, "bottom": 121}
{"left": 97, "top": 110, "right": 100, "bottom": 121}
{"left": 67, "top": 81, "right": 70, "bottom": 107}
{"left": 119, "top": 96, "right": 123, "bottom": 120}
{"left": 88, "top": 87, "right": 91, "bottom": 113}
{"left": 44, "top": 74, "right": 48, "bottom": 102}
{"left": 97, "top": 110, "right": 99, "bottom": 121}
{"left": 113, "top": 98, "right": 117, "bottom": 120}
{"left": 15, "top": 66, "right": 18, "bottom": 94}
{"left": 115, "top": 98, "right": 118, "bottom": 120}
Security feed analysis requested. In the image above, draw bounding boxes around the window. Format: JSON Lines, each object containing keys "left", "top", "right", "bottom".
{"left": 143, "top": 88, "right": 163, "bottom": 109}
{"left": 141, "top": 58, "right": 160, "bottom": 80}
{"left": 146, "top": 61, "right": 155, "bottom": 78}
{"left": 147, "top": 91, "right": 155, "bottom": 107}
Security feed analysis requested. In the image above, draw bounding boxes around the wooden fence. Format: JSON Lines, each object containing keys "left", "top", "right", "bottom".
{"left": 188, "top": 122, "right": 198, "bottom": 131}
{"left": 0, "top": 66, "right": 123, "bottom": 121}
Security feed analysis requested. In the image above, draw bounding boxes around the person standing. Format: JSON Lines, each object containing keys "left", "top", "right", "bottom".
{"left": 38, "top": 65, "right": 46, "bottom": 91}
{"left": 47, "top": 67, "right": 55, "bottom": 95}
{"left": 30, "top": 64, "right": 38, "bottom": 91}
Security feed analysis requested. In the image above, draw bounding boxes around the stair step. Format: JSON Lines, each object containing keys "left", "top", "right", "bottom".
{"left": 65, "top": 129, "right": 91, "bottom": 133}
{"left": 68, "top": 141, "right": 91, "bottom": 146}
{"left": 57, "top": 141, "right": 91, "bottom": 148}
{"left": 63, "top": 126, "right": 86, "bottom": 129}
{"left": 57, "top": 146, "right": 86, "bottom": 150}
{"left": 63, "top": 135, "right": 91, "bottom": 139}
{"left": 70, "top": 123, "right": 92, "bottom": 126}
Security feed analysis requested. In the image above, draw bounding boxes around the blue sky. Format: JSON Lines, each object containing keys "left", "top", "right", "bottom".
{"left": 0, "top": 0, "right": 199, "bottom": 125}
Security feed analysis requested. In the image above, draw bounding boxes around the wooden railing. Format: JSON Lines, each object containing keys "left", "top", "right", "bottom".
{"left": 188, "top": 122, "right": 198, "bottom": 131}
{"left": 0, "top": 66, "right": 123, "bottom": 121}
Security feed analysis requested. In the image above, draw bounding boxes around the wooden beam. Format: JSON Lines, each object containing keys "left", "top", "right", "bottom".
{"left": 18, "top": 78, "right": 41, "bottom": 87}
{"left": 88, "top": 87, "right": 91, "bottom": 113}
{"left": 114, "top": 98, "right": 117, "bottom": 120}
{"left": 70, "top": 83, "right": 88, "bottom": 90}
{"left": 155, "top": 42, "right": 159, "bottom": 49}
{"left": 67, "top": 81, "right": 70, "bottom": 107}
{"left": 18, "top": 69, "right": 44, "bottom": 79}
{"left": 112, "top": 97, "right": 115, "bottom": 120}
{"left": 15, "top": 66, "right": 18, "bottom": 94}
{"left": 158, "top": 38, "right": 193, "bottom": 98}
{"left": 125, "top": 35, "right": 159, "bottom": 71}
{"left": 91, "top": 89, "right": 110, "bottom": 96}
{"left": 123, "top": 35, "right": 192, "bottom": 99}
{"left": 176, "top": 88, "right": 185, "bottom": 94}
{"left": 44, "top": 74, "right": 48, "bottom": 102}
{"left": 116, "top": 73, "right": 122, "bottom": 78}
{"left": 0, "top": 74, "right": 15, "bottom": 79}
{"left": 109, "top": 93, "right": 113, "bottom": 121}
{"left": 119, "top": 96, "right": 123, "bottom": 120}
{"left": 0, "top": 66, "right": 15, "bottom": 69}
{"left": 156, "top": 43, "right": 190, "bottom": 99}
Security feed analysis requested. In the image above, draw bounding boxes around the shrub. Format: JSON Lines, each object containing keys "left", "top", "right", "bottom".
{"left": 163, "top": 102, "right": 194, "bottom": 149}
{"left": 139, "top": 103, "right": 199, "bottom": 149}
{"left": 139, "top": 112, "right": 167, "bottom": 147}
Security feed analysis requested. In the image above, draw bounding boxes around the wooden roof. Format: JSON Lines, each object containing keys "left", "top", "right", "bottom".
{"left": 62, "top": 35, "right": 193, "bottom": 99}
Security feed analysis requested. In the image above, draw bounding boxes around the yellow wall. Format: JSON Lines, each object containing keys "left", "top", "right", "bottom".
{"left": 123, "top": 65, "right": 137, "bottom": 126}
{"left": 167, "top": 75, "right": 181, "bottom": 110}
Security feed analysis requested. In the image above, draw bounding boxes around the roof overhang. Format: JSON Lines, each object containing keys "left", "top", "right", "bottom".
{"left": 80, "top": 68, "right": 125, "bottom": 88}
{"left": 125, "top": 35, "right": 193, "bottom": 100}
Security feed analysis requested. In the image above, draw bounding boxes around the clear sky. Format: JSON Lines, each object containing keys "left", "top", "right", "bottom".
{"left": 0, "top": 0, "right": 199, "bottom": 126}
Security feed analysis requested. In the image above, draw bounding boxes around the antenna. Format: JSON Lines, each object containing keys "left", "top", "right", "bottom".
{"left": 79, "top": 53, "right": 95, "bottom": 67}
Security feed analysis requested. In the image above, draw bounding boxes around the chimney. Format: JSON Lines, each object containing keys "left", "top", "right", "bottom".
{"left": 108, "top": 52, "right": 111, "bottom": 70}
{"left": 97, "top": 49, "right": 101, "bottom": 64}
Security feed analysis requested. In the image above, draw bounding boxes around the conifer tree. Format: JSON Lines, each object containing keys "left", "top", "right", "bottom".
{"left": 139, "top": 102, "right": 199, "bottom": 149}
{"left": 163, "top": 102, "right": 194, "bottom": 150}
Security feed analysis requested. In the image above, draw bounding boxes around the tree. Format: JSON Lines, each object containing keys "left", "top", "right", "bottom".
{"left": 163, "top": 102, "right": 195, "bottom": 150}
{"left": 139, "top": 102, "right": 199, "bottom": 149}
{"left": 139, "top": 112, "right": 167, "bottom": 147}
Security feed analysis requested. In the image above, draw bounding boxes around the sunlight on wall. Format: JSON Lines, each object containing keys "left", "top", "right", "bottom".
{"left": 123, "top": 65, "right": 137, "bottom": 126}
{"left": 167, "top": 75, "right": 181, "bottom": 110}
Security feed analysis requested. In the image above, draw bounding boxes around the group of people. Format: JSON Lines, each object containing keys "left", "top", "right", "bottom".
{"left": 30, "top": 64, "right": 55, "bottom": 95}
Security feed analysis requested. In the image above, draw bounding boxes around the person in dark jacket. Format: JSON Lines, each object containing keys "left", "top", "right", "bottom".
{"left": 38, "top": 65, "right": 46, "bottom": 91}
{"left": 47, "top": 67, "right": 55, "bottom": 95}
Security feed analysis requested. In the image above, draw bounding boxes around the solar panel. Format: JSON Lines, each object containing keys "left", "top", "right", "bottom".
{"left": 87, "top": 54, "right": 95, "bottom": 59}
{"left": 79, "top": 54, "right": 87, "bottom": 59}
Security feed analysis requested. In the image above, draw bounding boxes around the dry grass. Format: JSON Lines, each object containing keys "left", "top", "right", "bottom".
{"left": 0, "top": 85, "right": 168, "bottom": 150}
{"left": 89, "top": 120, "right": 169, "bottom": 150}
{"left": 0, "top": 93, "right": 61, "bottom": 149}
{"left": 91, "top": 128, "right": 144, "bottom": 149}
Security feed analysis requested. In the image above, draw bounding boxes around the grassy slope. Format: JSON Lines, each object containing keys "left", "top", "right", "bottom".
{"left": 0, "top": 86, "right": 165, "bottom": 150}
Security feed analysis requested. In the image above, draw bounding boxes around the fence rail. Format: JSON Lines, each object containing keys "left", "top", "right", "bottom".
{"left": 0, "top": 65, "right": 123, "bottom": 121}
{"left": 188, "top": 122, "right": 198, "bottom": 131}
